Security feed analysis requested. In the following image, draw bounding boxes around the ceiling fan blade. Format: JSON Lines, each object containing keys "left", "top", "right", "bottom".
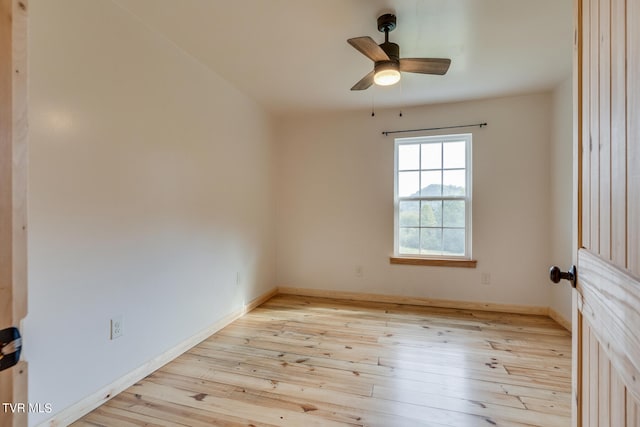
{"left": 399, "top": 58, "right": 451, "bottom": 75}
{"left": 347, "top": 37, "right": 389, "bottom": 62}
{"left": 351, "top": 71, "right": 375, "bottom": 91}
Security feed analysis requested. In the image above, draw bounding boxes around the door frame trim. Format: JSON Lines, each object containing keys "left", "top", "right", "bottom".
{"left": 572, "top": 0, "right": 584, "bottom": 424}
{"left": 0, "top": 1, "right": 29, "bottom": 426}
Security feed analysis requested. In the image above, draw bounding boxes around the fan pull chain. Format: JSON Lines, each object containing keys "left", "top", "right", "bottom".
{"left": 399, "top": 80, "right": 404, "bottom": 117}
{"left": 371, "top": 90, "right": 376, "bottom": 117}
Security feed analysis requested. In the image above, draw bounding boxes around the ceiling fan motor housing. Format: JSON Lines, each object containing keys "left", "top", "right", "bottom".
{"left": 379, "top": 41, "right": 399, "bottom": 63}
{"left": 377, "top": 14, "right": 399, "bottom": 64}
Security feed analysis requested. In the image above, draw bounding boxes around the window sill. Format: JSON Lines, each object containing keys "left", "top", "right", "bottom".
{"left": 389, "top": 257, "right": 477, "bottom": 268}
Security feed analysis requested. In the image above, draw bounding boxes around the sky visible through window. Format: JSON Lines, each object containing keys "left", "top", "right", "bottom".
{"left": 397, "top": 141, "right": 466, "bottom": 198}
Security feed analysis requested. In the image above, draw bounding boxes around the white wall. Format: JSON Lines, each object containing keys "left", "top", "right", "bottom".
{"left": 25, "top": 1, "right": 276, "bottom": 425}
{"left": 549, "top": 76, "right": 574, "bottom": 323}
{"left": 23, "top": 1, "right": 573, "bottom": 422}
{"left": 276, "top": 93, "right": 553, "bottom": 308}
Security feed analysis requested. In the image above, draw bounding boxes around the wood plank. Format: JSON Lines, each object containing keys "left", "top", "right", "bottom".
{"left": 630, "top": 397, "right": 640, "bottom": 427}
{"left": 598, "top": 345, "right": 611, "bottom": 427}
{"left": 629, "top": 0, "right": 640, "bottom": 275}
{"left": 10, "top": 0, "right": 28, "bottom": 326}
{"left": 0, "top": 2, "right": 28, "bottom": 426}
{"left": 225, "top": 317, "right": 571, "bottom": 354}
{"left": 599, "top": 0, "right": 612, "bottom": 260}
{"left": 198, "top": 333, "right": 570, "bottom": 403}
{"left": 572, "top": 289, "right": 583, "bottom": 427}
{"left": 141, "top": 371, "right": 369, "bottom": 427}
{"left": 83, "top": 405, "right": 186, "bottom": 427}
{"left": 0, "top": 0, "right": 14, "bottom": 416}
{"left": 589, "top": 0, "right": 601, "bottom": 253}
{"left": 138, "top": 370, "right": 446, "bottom": 427}
{"left": 576, "top": 0, "right": 584, "bottom": 251}
{"left": 573, "top": 2, "right": 584, "bottom": 422}
{"left": 518, "top": 395, "right": 571, "bottom": 417}
{"left": 266, "top": 294, "right": 562, "bottom": 331}
{"left": 582, "top": 320, "right": 591, "bottom": 427}
{"left": 137, "top": 369, "right": 489, "bottom": 427}
{"left": 371, "top": 385, "right": 569, "bottom": 427}
{"left": 610, "top": 0, "right": 628, "bottom": 268}
{"left": 582, "top": 0, "right": 592, "bottom": 249}
{"left": 107, "top": 392, "right": 281, "bottom": 427}
{"left": 0, "top": 0, "right": 13, "bottom": 331}
{"left": 589, "top": 327, "right": 600, "bottom": 425}
{"left": 0, "top": 0, "right": 26, "bottom": 330}
{"left": 610, "top": 368, "right": 626, "bottom": 427}
{"left": 578, "top": 249, "right": 640, "bottom": 403}
{"left": 123, "top": 380, "right": 356, "bottom": 427}
{"left": 73, "top": 295, "right": 572, "bottom": 426}
{"left": 178, "top": 351, "right": 375, "bottom": 397}
{"left": 278, "top": 287, "right": 549, "bottom": 316}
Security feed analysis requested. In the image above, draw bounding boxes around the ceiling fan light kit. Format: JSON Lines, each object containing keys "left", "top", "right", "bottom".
{"left": 374, "top": 62, "right": 401, "bottom": 86}
{"left": 347, "top": 13, "right": 451, "bottom": 91}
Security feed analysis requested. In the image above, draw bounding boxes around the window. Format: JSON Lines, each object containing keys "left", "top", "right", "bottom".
{"left": 394, "top": 134, "right": 472, "bottom": 260}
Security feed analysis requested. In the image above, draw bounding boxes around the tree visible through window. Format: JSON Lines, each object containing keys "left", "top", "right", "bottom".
{"left": 394, "top": 134, "right": 472, "bottom": 258}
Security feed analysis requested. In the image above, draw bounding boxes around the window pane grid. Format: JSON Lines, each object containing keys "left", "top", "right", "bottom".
{"left": 395, "top": 134, "right": 471, "bottom": 259}
{"left": 399, "top": 226, "right": 466, "bottom": 229}
{"left": 395, "top": 167, "right": 466, "bottom": 172}
{"left": 398, "top": 196, "right": 466, "bottom": 201}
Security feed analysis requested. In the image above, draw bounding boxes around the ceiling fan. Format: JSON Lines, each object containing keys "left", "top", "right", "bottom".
{"left": 347, "top": 14, "right": 451, "bottom": 90}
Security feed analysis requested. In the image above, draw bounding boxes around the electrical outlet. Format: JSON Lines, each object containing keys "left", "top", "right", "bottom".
{"left": 110, "top": 315, "right": 123, "bottom": 340}
{"left": 481, "top": 273, "right": 491, "bottom": 285}
{"left": 355, "top": 265, "right": 363, "bottom": 277}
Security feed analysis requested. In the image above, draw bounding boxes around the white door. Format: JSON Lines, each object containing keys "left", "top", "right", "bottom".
{"left": 0, "top": 1, "right": 28, "bottom": 426}
{"left": 573, "top": 0, "right": 640, "bottom": 425}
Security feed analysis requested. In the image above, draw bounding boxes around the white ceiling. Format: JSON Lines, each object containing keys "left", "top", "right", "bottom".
{"left": 111, "top": 0, "right": 573, "bottom": 116}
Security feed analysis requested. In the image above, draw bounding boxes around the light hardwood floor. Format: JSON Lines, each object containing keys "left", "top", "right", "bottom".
{"left": 73, "top": 294, "right": 572, "bottom": 426}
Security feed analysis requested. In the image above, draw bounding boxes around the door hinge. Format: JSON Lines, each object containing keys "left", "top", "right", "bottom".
{"left": 0, "top": 327, "right": 22, "bottom": 371}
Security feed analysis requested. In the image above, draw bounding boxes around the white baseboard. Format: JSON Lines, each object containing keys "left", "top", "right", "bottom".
{"left": 278, "top": 286, "right": 550, "bottom": 316}
{"left": 39, "top": 287, "right": 278, "bottom": 427}
{"left": 548, "top": 307, "right": 572, "bottom": 331}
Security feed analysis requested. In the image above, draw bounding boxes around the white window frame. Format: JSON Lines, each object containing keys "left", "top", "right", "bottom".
{"left": 393, "top": 133, "right": 472, "bottom": 260}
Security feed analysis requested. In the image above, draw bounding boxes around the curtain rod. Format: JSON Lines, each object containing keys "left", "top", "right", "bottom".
{"left": 382, "top": 122, "right": 487, "bottom": 136}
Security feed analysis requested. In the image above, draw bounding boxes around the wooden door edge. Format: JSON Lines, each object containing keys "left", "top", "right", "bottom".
{"left": 571, "top": 0, "right": 583, "bottom": 424}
